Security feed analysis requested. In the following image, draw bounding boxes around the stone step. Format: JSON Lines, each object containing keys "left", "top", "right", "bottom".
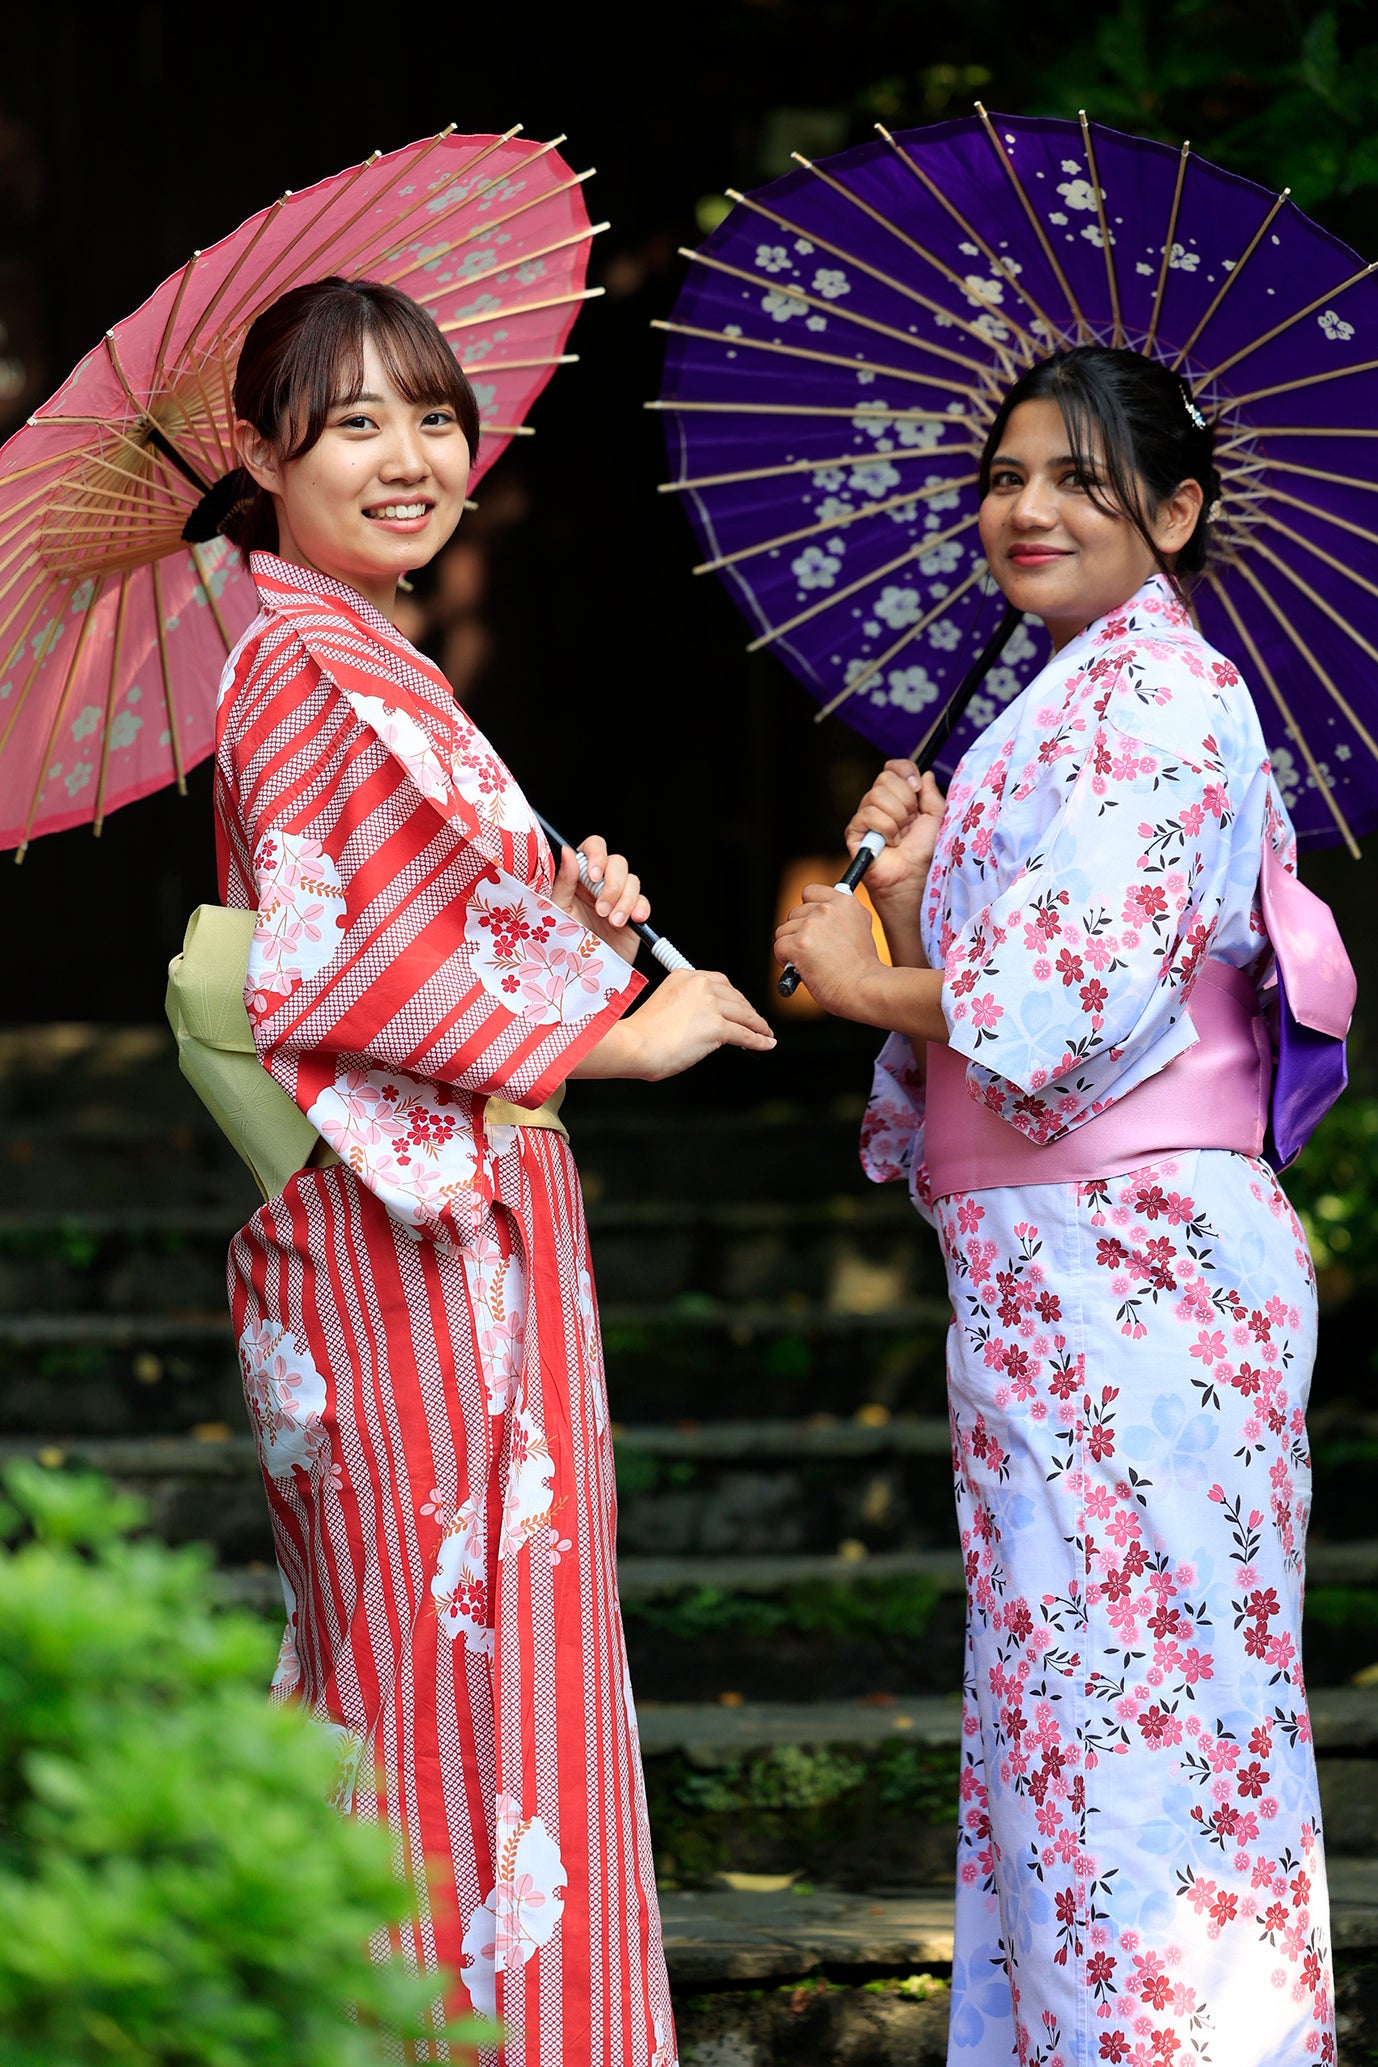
{"left": 660, "top": 1858, "right": 1378, "bottom": 1987}
{"left": 0, "top": 1192, "right": 944, "bottom": 1317}
{"left": 0, "top": 1305, "right": 954, "bottom": 1434}
{"left": 635, "top": 1686, "right": 1378, "bottom": 1758}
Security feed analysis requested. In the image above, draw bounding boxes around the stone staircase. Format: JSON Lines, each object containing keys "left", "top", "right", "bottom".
{"left": 2, "top": 1023, "right": 1377, "bottom": 2064}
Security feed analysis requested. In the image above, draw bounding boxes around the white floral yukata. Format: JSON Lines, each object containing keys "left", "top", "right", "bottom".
{"left": 862, "top": 576, "right": 1334, "bottom": 2066}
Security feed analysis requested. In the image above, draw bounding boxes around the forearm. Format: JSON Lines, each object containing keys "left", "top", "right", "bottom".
{"left": 869, "top": 889, "right": 930, "bottom": 970}
{"left": 569, "top": 1015, "right": 648, "bottom": 1080}
{"left": 840, "top": 961, "right": 948, "bottom": 1043}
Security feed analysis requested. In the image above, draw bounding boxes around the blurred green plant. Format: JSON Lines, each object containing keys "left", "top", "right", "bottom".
{"left": 625, "top": 1572, "right": 940, "bottom": 1648}
{"left": 1281, "top": 1093, "right": 1378, "bottom": 1284}
{"left": 0, "top": 1459, "right": 489, "bottom": 2067}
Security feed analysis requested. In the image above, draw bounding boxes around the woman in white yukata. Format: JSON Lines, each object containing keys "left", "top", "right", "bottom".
{"left": 775, "top": 346, "right": 1352, "bottom": 2067}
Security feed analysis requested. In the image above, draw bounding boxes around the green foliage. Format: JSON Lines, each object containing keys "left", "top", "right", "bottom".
{"left": 624, "top": 1574, "right": 940, "bottom": 1649}
{"left": 674, "top": 1745, "right": 867, "bottom": 1816}
{"left": 1303, "top": 1586, "right": 1378, "bottom": 1633}
{"left": 873, "top": 1739, "right": 963, "bottom": 1822}
{"left": 0, "top": 1460, "right": 489, "bottom": 2067}
{"left": 1281, "top": 1094, "right": 1378, "bottom": 1282}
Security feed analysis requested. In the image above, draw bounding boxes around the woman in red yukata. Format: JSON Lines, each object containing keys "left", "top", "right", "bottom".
{"left": 215, "top": 276, "right": 774, "bottom": 2065}
{"left": 776, "top": 347, "right": 1353, "bottom": 2067}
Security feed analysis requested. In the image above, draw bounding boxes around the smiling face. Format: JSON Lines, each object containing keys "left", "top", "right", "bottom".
{"left": 235, "top": 335, "right": 472, "bottom": 616}
{"left": 978, "top": 397, "right": 1201, "bottom": 651}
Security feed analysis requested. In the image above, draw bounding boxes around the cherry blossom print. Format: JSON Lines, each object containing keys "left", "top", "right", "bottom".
{"left": 307, "top": 1066, "right": 484, "bottom": 1246}
{"left": 463, "top": 1225, "right": 525, "bottom": 1416}
{"left": 237, "top": 1316, "right": 331, "bottom": 1480}
{"left": 346, "top": 687, "right": 453, "bottom": 805}
{"left": 461, "top": 1795, "right": 566, "bottom": 2020}
{"left": 465, "top": 879, "right": 615, "bottom": 1025}
{"left": 431, "top": 1490, "right": 493, "bottom": 1660}
{"left": 450, "top": 717, "right": 534, "bottom": 839}
{"left": 499, "top": 1404, "right": 557, "bottom": 1562}
{"left": 861, "top": 575, "right": 1331, "bottom": 2065}
{"left": 247, "top": 831, "right": 347, "bottom": 1018}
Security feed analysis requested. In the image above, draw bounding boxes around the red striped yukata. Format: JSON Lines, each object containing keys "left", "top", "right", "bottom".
{"left": 215, "top": 552, "right": 677, "bottom": 2066}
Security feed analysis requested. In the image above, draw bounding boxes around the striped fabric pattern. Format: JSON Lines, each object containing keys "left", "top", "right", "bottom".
{"left": 216, "top": 557, "right": 675, "bottom": 2064}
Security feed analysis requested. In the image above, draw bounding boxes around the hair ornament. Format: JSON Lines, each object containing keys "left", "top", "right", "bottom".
{"left": 1181, "top": 386, "right": 1208, "bottom": 431}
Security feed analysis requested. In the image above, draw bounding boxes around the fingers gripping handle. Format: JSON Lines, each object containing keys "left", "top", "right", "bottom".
{"left": 776, "top": 829, "right": 886, "bottom": 998}
{"left": 536, "top": 811, "right": 697, "bottom": 975}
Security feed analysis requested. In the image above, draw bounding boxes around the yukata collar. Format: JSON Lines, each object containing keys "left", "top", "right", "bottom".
{"left": 1053, "top": 571, "right": 1190, "bottom": 675}
{"left": 249, "top": 550, "right": 417, "bottom": 657}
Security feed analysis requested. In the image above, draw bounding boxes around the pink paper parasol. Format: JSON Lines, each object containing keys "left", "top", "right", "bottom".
{"left": 0, "top": 124, "right": 602, "bottom": 857}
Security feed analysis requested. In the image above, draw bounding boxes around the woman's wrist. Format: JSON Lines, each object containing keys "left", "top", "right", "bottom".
{"left": 845, "top": 961, "right": 948, "bottom": 1043}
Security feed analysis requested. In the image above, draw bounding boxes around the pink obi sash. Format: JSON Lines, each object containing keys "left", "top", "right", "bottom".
{"left": 925, "top": 960, "right": 1271, "bottom": 1198}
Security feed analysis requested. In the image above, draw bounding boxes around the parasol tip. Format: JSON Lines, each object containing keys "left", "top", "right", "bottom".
{"left": 13, "top": 843, "right": 25, "bottom": 867}
{"left": 176, "top": 778, "right": 188, "bottom": 798}
{"left": 791, "top": 151, "right": 815, "bottom": 170}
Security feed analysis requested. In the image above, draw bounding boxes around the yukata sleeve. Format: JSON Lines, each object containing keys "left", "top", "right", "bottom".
{"left": 941, "top": 691, "right": 1237, "bottom": 1145}
{"left": 230, "top": 665, "right": 644, "bottom": 1116}
{"left": 860, "top": 1035, "right": 936, "bottom": 1227}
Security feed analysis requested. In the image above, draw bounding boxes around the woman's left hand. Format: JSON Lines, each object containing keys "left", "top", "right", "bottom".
{"left": 773, "top": 884, "right": 881, "bottom": 1016}
{"left": 552, "top": 835, "right": 649, "bottom": 964}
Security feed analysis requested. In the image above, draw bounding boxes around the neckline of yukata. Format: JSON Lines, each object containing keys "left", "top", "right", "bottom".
{"left": 248, "top": 549, "right": 437, "bottom": 682}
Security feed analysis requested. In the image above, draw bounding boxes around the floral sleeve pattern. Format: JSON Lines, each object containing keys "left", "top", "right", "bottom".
{"left": 942, "top": 676, "right": 1241, "bottom": 1144}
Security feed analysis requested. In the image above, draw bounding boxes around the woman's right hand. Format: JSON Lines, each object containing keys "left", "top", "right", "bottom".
{"left": 574, "top": 970, "right": 776, "bottom": 1081}
{"left": 846, "top": 762, "right": 946, "bottom": 901}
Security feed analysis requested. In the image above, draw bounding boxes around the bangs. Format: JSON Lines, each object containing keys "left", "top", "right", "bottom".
{"left": 248, "top": 276, "right": 480, "bottom": 465}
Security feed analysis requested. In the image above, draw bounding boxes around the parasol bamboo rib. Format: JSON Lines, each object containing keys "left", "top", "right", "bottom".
{"left": 813, "top": 564, "right": 988, "bottom": 717}
{"left": 187, "top": 544, "right": 234, "bottom": 656}
{"left": 0, "top": 445, "right": 89, "bottom": 489}
{"left": 480, "top": 424, "right": 537, "bottom": 436}
{"left": 467, "top": 354, "right": 580, "bottom": 375}
{"left": 1217, "top": 424, "right": 1378, "bottom": 446}
{"left": 1191, "top": 262, "right": 1378, "bottom": 386}
{"left": 0, "top": 558, "right": 50, "bottom": 640}
{"left": 179, "top": 354, "right": 235, "bottom": 476}
{"left": 1170, "top": 189, "right": 1291, "bottom": 373}
{"left": 679, "top": 246, "right": 995, "bottom": 379}
{"left": 359, "top": 133, "right": 580, "bottom": 282}
{"left": 150, "top": 560, "right": 185, "bottom": 796}
{"left": 92, "top": 572, "right": 131, "bottom": 837}
{"left": 974, "top": 102, "right": 1087, "bottom": 342}
{"left": 876, "top": 123, "right": 1067, "bottom": 344}
{"left": 1267, "top": 485, "right": 1378, "bottom": 550}
{"left": 1143, "top": 142, "right": 1191, "bottom": 360}
{"left": 151, "top": 250, "right": 201, "bottom": 396}
{"left": 1229, "top": 550, "right": 1378, "bottom": 772}
{"left": 694, "top": 476, "right": 979, "bottom": 576}
{"left": 1224, "top": 355, "right": 1378, "bottom": 410}
{"left": 744, "top": 512, "right": 980, "bottom": 649}
{"left": 440, "top": 285, "right": 604, "bottom": 335}
{"left": 651, "top": 317, "right": 983, "bottom": 401}
{"left": 0, "top": 580, "right": 59, "bottom": 684}
{"left": 1205, "top": 569, "right": 1359, "bottom": 855}
{"left": 1247, "top": 456, "right": 1378, "bottom": 496}
{"left": 0, "top": 584, "right": 71, "bottom": 766}
{"left": 647, "top": 400, "right": 973, "bottom": 423}
{"left": 329, "top": 127, "right": 536, "bottom": 283}
{"left": 1079, "top": 114, "right": 1123, "bottom": 348}
{"left": 411, "top": 222, "right": 605, "bottom": 313}
{"left": 177, "top": 191, "right": 291, "bottom": 363}
{"left": 209, "top": 128, "right": 464, "bottom": 344}
{"left": 380, "top": 169, "right": 597, "bottom": 291}
{"left": 14, "top": 584, "right": 102, "bottom": 863}
{"left": 0, "top": 472, "right": 98, "bottom": 539}
{"left": 1256, "top": 510, "right": 1378, "bottom": 605}
{"left": 1249, "top": 534, "right": 1378, "bottom": 692}
{"left": 735, "top": 171, "right": 1032, "bottom": 365}
{"left": 659, "top": 442, "right": 977, "bottom": 494}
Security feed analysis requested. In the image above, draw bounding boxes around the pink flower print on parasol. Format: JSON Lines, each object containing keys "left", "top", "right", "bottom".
{"left": 0, "top": 124, "right": 605, "bottom": 857}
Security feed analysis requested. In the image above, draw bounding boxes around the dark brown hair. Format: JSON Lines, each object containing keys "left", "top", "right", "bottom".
{"left": 978, "top": 346, "right": 1221, "bottom": 586}
{"left": 223, "top": 276, "right": 481, "bottom": 554}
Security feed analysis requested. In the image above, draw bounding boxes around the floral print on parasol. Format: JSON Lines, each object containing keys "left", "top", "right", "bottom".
{"left": 654, "top": 107, "right": 1378, "bottom": 851}
{"left": 0, "top": 124, "right": 603, "bottom": 856}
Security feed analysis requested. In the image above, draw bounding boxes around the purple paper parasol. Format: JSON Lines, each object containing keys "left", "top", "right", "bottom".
{"left": 653, "top": 109, "right": 1378, "bottom": 852}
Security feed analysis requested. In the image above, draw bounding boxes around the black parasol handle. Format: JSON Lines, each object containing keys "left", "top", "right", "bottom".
{"left": 776, "top": 603, "right": 1022, "bottom": 998}
{"left": 535, "top": 812, "right": 695, "bottom": 975}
